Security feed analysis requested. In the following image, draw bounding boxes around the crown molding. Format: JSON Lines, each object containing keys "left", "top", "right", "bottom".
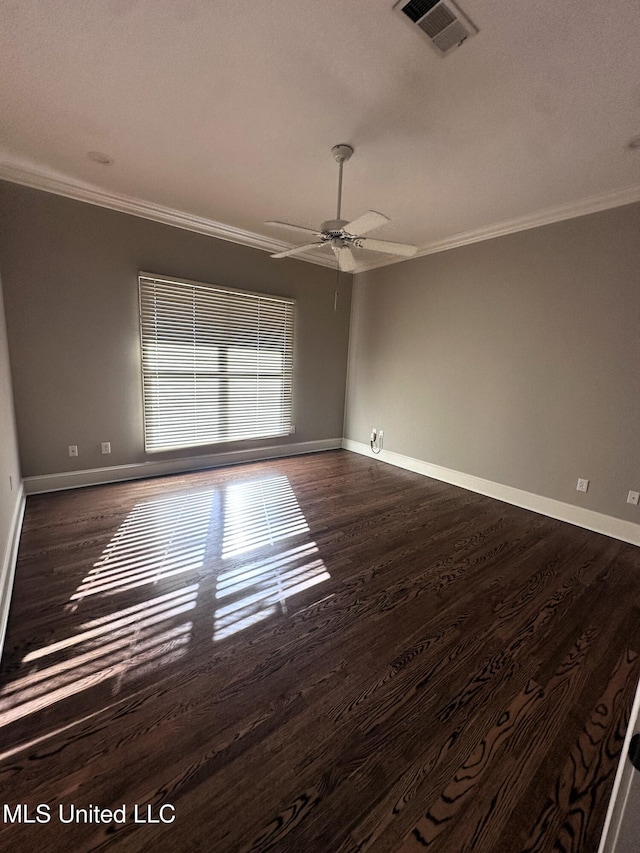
{"left": 355, "top": 182, "right": 640, "bottom": 273}
{"left": 0, "top": 162, "right": 337, "bottom": 269}
{"left": 1, "top": 161, "right": 638, "bottom": 275}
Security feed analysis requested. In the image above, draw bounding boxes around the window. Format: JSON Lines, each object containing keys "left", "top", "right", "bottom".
{"left": 139, "top": 274, "right": 295, "bottom": 452}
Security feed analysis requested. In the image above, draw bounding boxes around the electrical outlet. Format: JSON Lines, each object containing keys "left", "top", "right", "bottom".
{"left": 101, "top": 442, "right": 111, "bottom": 454}
{"left": 627, "top": 490, "right": 640, "bottom": 506}
{"left": 68, "top": 445, "right": 78, "bottom": 457}
{"left": 576, "top": 478, "right": 589, "bottom": 493}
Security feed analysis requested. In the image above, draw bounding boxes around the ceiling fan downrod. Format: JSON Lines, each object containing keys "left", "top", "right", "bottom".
{"left": 331, "top": 144, "right": 353, "bottom": 222}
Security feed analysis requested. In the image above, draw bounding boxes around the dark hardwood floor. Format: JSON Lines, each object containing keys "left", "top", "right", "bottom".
{"left": 1, "top": 449, "right": 639, "bottom": 852}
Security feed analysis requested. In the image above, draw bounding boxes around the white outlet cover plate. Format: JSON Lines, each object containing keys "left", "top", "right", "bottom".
{"left": 576, "top": 478, "right": 589, "bottom": 492}
{"left": 628, "top": 490, "right": 640, "bottom": 505}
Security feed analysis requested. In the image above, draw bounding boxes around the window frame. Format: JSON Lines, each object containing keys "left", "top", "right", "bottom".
{"left": 138, "top": 272, "right": 296, "bottom": 454}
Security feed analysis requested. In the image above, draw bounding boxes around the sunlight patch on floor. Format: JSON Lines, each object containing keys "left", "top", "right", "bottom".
{"left": 222, "top": 476, "right": 309, "bottom": 558}
{"left": 70, "top": 490, "right": 215, "bottom": 602}
{"left": 2, "top": 476, "right": 332, "bottom": 727}
{"left": 214, "top": 543, "right": 329, "bottom": 641}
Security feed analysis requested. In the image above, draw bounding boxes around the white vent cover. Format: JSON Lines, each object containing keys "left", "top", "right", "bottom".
{"left": 394, "top": 0, "right": 478, "bottom": 55}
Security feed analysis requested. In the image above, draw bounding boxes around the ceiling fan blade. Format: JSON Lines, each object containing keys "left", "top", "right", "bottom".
{"left": 271, "top": 241, "right": 326, "bottom": 259}
{"left": 356, "top": 237, "right": 417, "bottom": 257}
{"left": 335, "top": 246, "right": 357, "bottom": 272}
{"left": 343, "top": 210, "right": 390, "bottom": 236}
{"left": 265, "top": 221, "right": 321, "bottom": 238}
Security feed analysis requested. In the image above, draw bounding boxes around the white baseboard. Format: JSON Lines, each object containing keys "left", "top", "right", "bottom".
{"left": 0, "top": 483, "right": 25, "bottom": 663}
{"left": 23, "top": 439, "right": 343, "bottom": 495}
{"left": 343, "top": 439, "right": 640, "bottom": 547}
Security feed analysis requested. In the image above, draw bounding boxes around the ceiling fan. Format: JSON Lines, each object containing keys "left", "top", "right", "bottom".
{"left": 266, "top": 144, "right": 417, "bottom": 272}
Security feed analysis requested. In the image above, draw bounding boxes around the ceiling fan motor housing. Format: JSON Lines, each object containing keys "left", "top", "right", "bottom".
{"left": 321, "top": 219, "right": 348, "bottom": 234}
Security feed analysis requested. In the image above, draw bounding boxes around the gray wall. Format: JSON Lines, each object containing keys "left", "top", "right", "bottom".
{"left": 345, "top": 202, "right": 640, "bottom": 522}
{"left": 0, "top": 181, "right": 352, "bottom": 478}
{"left": 0, "top": 270, "right": 22, "bottom": 577}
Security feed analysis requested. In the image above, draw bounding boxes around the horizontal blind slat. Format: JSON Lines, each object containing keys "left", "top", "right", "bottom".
{"left": 139, "top": 274, "right": 295, "bottom": 452}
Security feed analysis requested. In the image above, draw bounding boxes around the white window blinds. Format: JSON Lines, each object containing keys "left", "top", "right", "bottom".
{"left": 139, "top": 274, "right": 295, "bottom": 452}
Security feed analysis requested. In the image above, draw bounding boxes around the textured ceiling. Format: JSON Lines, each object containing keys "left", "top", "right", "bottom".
{"left": 1, "top": 0, "right": 639, "bottom": 270}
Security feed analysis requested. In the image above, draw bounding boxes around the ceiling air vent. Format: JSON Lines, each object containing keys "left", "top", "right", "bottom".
{"left": 394, "top": 0, "right": 478, "bottom": 55}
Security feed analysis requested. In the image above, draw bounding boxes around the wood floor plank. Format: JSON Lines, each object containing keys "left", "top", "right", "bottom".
{"left": 519, "top": 647, "right": 640, "bottom": 853}
{"left": 0, "top": 450, "right": 639, "bottom": 852}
